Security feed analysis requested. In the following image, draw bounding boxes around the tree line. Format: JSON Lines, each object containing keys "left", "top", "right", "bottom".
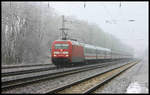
{"left": 2, "top": 2, "right": 133, "bottom": 64}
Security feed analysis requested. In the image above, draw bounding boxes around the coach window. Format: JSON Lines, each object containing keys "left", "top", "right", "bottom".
{"left": 98, "top": 50, "right": 101, "bottom": 54}
{"left": 87, "top": 48, "right": 90, "bottom": 53}
{"left": 85, "top": 47, "right": 88, "bottom": 53}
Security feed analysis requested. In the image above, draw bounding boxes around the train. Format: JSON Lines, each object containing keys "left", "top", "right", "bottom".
{"left": 51, "top": 39, "right": 132, "bottom": 67}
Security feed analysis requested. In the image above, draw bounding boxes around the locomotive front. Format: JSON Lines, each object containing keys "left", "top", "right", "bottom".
{"left": 51, "top": 40, "right": 72, "bottom": 67}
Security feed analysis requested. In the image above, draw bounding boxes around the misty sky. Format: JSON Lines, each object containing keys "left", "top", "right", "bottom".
{"left": 46, "top": 1, "right": 148, "bottom": 56}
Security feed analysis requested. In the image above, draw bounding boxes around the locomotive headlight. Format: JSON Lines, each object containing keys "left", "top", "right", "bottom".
{"left": 63, "top": 51, "right": 69, "bottom": 54}
{"left": 54, "top": 54, "right": 56, "bottom": 56}
{"left": 54, "top": 51, "right": 60, "bottom": 54}
{"left": 65, "top": 54, "right": 69, "bottom": 57}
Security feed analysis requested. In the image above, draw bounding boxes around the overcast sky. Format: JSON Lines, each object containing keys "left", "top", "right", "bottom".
{"left": 47, "top": 1, "right": 148, "bottom": 56}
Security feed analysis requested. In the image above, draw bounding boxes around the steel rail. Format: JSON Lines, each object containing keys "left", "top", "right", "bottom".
{"left": 2, "top": 60, "right": 122, "bottom": 91}
{"left": 83, "top": 61, "right": 139, "bottom": 93}
{"left": 2, "top": 63, "right": 53, "bottom": 69}
{"left": 46, "top": 60, "right": 138, "bottom": 94}
{"left": 2, "top": 66, "right": 56, "bottom": 77}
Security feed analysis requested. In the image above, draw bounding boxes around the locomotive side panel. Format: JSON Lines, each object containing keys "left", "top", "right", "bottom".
{"left": 71, "top": 45, "right": 84, "bottom": 63}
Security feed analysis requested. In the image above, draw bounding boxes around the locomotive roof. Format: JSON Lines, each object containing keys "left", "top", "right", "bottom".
{"left": 55, "top": 39, "right": 83, "bottom": 46}
{"left": 54, "top": 40, "right": 111, "bottom": 52}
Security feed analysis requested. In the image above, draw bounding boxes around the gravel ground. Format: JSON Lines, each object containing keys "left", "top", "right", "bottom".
{"left": 2, "top": 57, "right": 52, "bottom": 67}
{"left": 2, "top": 65, "right": 55, "bottom": 73}
{"left": 2, "top": 61, "right": 122, "bottom": 82}
{"left": 2, "top": 66, "right": 70, "bottom": 82}
{"left": 94, "top": 56, "right": 148, "bottom": 93}
{"left": 2, "top": 62, "right": 52, "bottom": 67}
{"left": 58, "top": 62, "right": 134, "bottom": 94}
{"left": 2, "top": 60, "right": 130, "bottom": 94}
{"left": 2, "top": 62, "right": 104, "bottom": 82}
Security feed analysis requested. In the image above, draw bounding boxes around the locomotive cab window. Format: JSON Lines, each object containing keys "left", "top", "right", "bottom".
{"left": 54, "top": 44, "right": 69, "bottom": 49}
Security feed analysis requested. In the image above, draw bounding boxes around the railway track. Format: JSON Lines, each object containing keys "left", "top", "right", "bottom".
{"left": 46, "top": 60, "right": 140, "bottom": 94}
{"left": 1, "top": 61, "right": 112, "bottom": 77}
{"left": 2, "top": 66, "right": 56, "bottom": 77}
{"left": 2, "top": 63, "right": 54, "bottom": 69}
{"left": 1, "top": 60, "right": 114, "bottom": 77}
{"left": 2, "top": 59, "right": 128, "bottom": 92}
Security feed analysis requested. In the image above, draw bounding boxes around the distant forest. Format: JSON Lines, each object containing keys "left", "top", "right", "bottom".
{"left": 2, "top": 2, "right": 133, "bottom": 64}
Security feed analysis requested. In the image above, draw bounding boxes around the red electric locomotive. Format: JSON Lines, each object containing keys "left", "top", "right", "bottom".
{"left": 51, "top": 40, "right": 85, "bottom": 67}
